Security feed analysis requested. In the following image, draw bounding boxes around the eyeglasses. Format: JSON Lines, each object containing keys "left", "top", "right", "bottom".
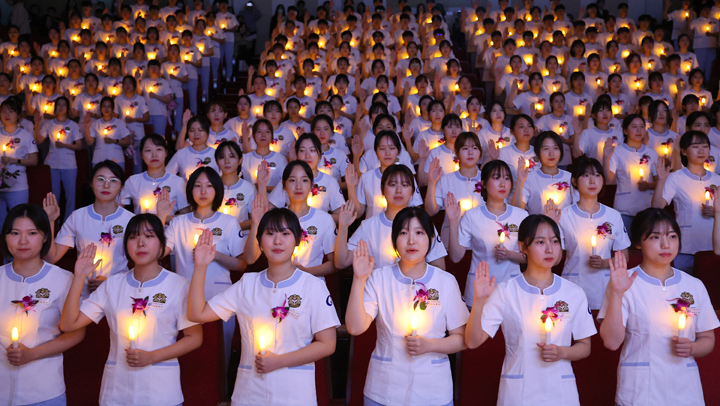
{"left": 96, "top": 176, "right": 121, "bottom": 185}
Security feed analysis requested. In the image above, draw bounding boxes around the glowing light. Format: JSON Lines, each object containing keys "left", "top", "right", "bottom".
{"left": 526, "top": 15, "right": 532, "bottom": 22}
{"left": 574, "top": 105, "right": 586, "bottom": 116}
{"left": 194, "top": 234, "right": 200, "bottom": 246}
{"left": 524, "top": 55, "right": 533, "bottom": 66}
{"left": 410, "top": 313, "right": 418, "bottom": 336}
{"left": 125, "top": 109, "right": 130, "bottom": 116}
{"left": 535, "top": 102, "right": 543, "bottom": 111}
{"left": 381, "top": 197, "right": 387, "bottom": 208}
{"left": 612, "top": 105, "right": 621, "bottom": 115}
{"left": 223, "top": 207, "right": 228, "bottom": 214}
{"left": 664, "top": 146, "right": 669, "bottom": 156}
{"left": 460, "top": 199, "right": 471, "bottom": 211}
{"left": 524, "top": 159, "right": 530, "bottom": 168}
{"left": 128, "top": 326, "right": 137, "bottom": 349}
{"left": 143, "top": 199, "right": 149, "bottom": 211}
{"left": 596, "top": 77, "right": 602, "bottom": 86}
{"left": 638, "top": 168, "right": 644, "bottom": 181}
{"left": 591, "top": 235, "right": 597, "bottom": 256}
{"left": 259, "top": 334, "right": 267, "bottom": 354}
{"left": 706, "top": 191, "right": 711, "bottom": 204}
{"left": 499, "top": 232, "right": 506, "bottom": 244}
{"left": 622, "top": 50, "right": 630, "bottom": 59}
{"left": 307, "top": 195, "right": 313, "bottom": 205}
{"left": 11, "top": 327, "right": 18, "bottom": 348}
{"left": 56, "top": 133, "right": 61, "bottom": 140}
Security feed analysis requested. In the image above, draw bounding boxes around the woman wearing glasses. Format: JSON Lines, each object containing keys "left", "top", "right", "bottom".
{"left": 43, "top": 160, "right": 135, "bottom": 298}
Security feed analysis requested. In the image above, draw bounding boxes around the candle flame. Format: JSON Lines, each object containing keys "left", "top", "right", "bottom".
{"left": 223, "top": 207, "right": 228, "bottom": 214}
{"left": 307, "top": 195, "right": 313, "bottom": 205}
{"left": 143, "top": 199, "right": 149, "bottom": 209}
{"left": 259, "top": 334, "right": 267, "bottom": 351}
{"left": 639, "top": 168, "right": 644, "bottom": 178}
{"left": 194, "top": 234, "right": 199, "bottom": 245}
{"left": 126, "top": 109, "right": 130, "bottom": 116}
{"left": 664, "top": 146, "right": 669, "bottom": 155}
{"left": 56, "top": 133, "right": 61, "bottom": 140}
{"left": 128, "top": 325, "right": 136, "bottom": 340}
{"left": 525, "top": 159, "right": 530, "bottom": 168}
{"left": 381, "top": 197, "right": 387, "bottom": 208}
{"left": 706, "top": 191, "right": 711, "bottom": 201}
{"left": 544, "top": 317, "right": 553, "bottom": 332}
{"left": 460, "top": 200, "right": 471, "bottom": 211}
{"left": 678, "top": 313, "right": 687, "bottom": 330}
{"left": 11, "top": 326, "right": 18, "bottom": 341}
{"left": 591, "top": 235, "right": 597, "bottom": 247}
{"left": 499, "top": 232, "right": 506, "bottom": 244}
{"left": 410, "top": 313, "right": 417, "bottom": 330}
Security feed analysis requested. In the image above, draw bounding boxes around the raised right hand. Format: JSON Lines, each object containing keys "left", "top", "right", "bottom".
{"left": 338, "top": 200, "right": 357, "bottom": 227}
{"left": 473, "top": 261, "right": 495, "bottom": 301}
{"left": 42, "top": 192, "right": 60, "bottom": 223}
{"left": 75, "top": 243, "right": 101, "bottom": 280}
{"left": 352, "top": 240, "right": 374, "bottom": 280}
{"left": 194, "top": 228, "right": 216, "bottom": 266}
{"left": 608, "top": 251, "right": 637, "bottom": 294}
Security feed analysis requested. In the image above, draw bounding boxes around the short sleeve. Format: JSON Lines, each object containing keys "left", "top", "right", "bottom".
{"left": 55, "top": 214, "right": 77, "bottom": 247}
{"left": 164, "top": 217, "right": 178, "bottom": 251}
{"left": 577, "top": 131, "right": 589, "bottom": 154}
{"left": 693, "top": 281, "right": 720, "bottom": 333}
{"left": 607, "top": 152, "right": 618, "bottom": 174}
{"left": 611, "top": 216, "right": 631, "bottom": 251}
{"left": 457, "top": 212, "right": 473, "bottom": 249}
{"left": 166, "top": 152, "right": 180, "bottom": 176}
{"left": 356, "top": 175, "right": 367, "bottom": 205}
{"left": 480, "top": 285, "right": 505, "bottom": 337}
{"left": 571, "top": 290, "right": 598, "bottom": 340}
{"left": 174, "top": 179, "right": 190, "bottom": 210}
{"left": 512, "top": 92, "right": 527, "bottom": 111}
{"left": 225, "top": 220, "right": 245, "bottom": 257}
{"left": 117, "top": 177, "right": 135, "bottom": 205}
{"left": 347, "top": 221, "right": 367, "bottom": 251}
{"left": 308, "top": 279, "right": 341, "bottom": 334}
{"left": 445, "top": 277, "right": 470, "bottom": 331}
{"left": 597, "top": 281, "right": 629, "bottom": 326}
{"left": 426, "top": 227, "right": 448, "bottom": 262}
{"left": 521, "top": 180, "right": 531, "bottom": 204}
{"left": 267, "top": 186, "right": 287, "bottom": 208}
{"left": 79, "top": 278, "right": 109, "bottom": 323}
{"left": 362, "top": 270, "right": 380, "bottom": 319}
{"left": 326, "top": 181, "right": 345, "bottom": 211}
{"left": 322, "top": 220, "right": 336, "bottom": 255}
{"left": 207, "top": 277, "right": 243, "bottom": 322}
{"left": 176, "top": 281, "right": 199, "bottom": 330}
{"left": 661, "top": 172, "right": 678, "bottom": 204}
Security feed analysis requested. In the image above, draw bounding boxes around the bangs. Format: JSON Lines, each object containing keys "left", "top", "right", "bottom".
{"left": 125, "top": 218, "right": 157, "bottom": 238}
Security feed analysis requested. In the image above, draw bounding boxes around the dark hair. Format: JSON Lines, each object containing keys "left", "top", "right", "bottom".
{"left": 252, "top": 119, "right": 273, "bottom": 141}
{"left": 123, "top": 214, "right": 166, "bottom": 262}
{"left": 485, "top": 100, "right": 506, "bottom": 122}
{"left": 686, "top": 111, "right": 711, "bottom": 129}
{"left": 441, "top": 113, "right": 463, "bottom": 129}
{"left": 53, "top": 96, "right": 70, "bottom": 115}
{"left": 186, "top": 167, "right": 224, "bottom": 211}
{"left": 480, "top": 160, "right": 513, "bottom": 202}
{"left": 282, "top": 160, "right": 314, "bottom": 187}
{"left": 91, "top": 160, "right": 125, "bottom": 186}
{"left": 140, "top": 134, "right": 167, "bottom": 152}
{"left": 454, "top": 132, "right": 482, "bottom": 157}
{"left": 678, "top": 130, "right": 711, "bottom": 167}
{"left": 391, "top": 207, "right": 435, "bottom": 257}
{"left": 510, "top": 113, "right": 534, "bottom": 131}
{"left": 372, "top": 113, "right": 397, "bottom": 133}
{"left": 374, "top": 130, "right": 401, "bottom": 152}
{"left": 621, "top": 114, "right": 645, "bottom": 142}
{"left": 1, "top": 204, "right": 52, "bottom": 258}
{"left": 630, "top": 208, "right": 681, "bottom": 252}
{"left": 517, "top": 214, "right": 561, "bottom": 251}
{"left": 214, "top": 141, "right": 243, "bottom": 174}
{"left": 256, "top": 208, "right": 303, "bottom": 246}
{"left": 534, "top": 131, "right": 564, "bottom": 163}
{"left": 295, "top": 133, "right": 322, "bottom": 155}
{"left": 648, "top": 100, "right": 672, "bottom": 127}
{"left": 311, "top": 114, "right": 334, "bottom": 133}
{"left": 571, "top": 157, "right": 605, "bottom": 192}
{"left": 380, "top": 164, "right": 416, "bottom": 195}
{"left": 186, "top": 115, "right": 210, "bottom": 139}
{"left": 0, "top": 97, "right": 22, "bottom": 117}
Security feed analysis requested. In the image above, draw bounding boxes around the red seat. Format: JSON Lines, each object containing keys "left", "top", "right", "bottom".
{"left": 697, "top": 315, "right": 720, "bottom": 404}
{"left": 457, "top": 328, "right": 505, "bottom": 406}
{"left": 64, "top": 319, "right": 110, "bottom": 404}
{"left": 693, "top": 251, "right": 720, "bottom": 309}
{"left": 573, "top": 311, "right": 620, "bottom": 406}
{"left": 347, "top": 322, "right": 377, "bottom": 406}
{"left": 316, "top": 357, "right": 332, "bottom": 406}
{"left": 179, "top": 321, "right": 226, "bottom": 405}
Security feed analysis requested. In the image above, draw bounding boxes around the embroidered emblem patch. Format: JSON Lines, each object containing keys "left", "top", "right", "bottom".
{"left": 288, "top": 294, "right": 302, "bottom": 308}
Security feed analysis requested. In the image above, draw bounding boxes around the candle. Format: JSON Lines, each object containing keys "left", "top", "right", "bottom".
{"left": 526, "top": 14, "right": 532, "bottom": 21}
{"left": 524, "top": 159, "right": 530, "bottom": 168}
{"left": 221, "top": 23, "right": 226, "bottom": 29}
{"left": 103, "top": 129, "right": 108, "bottom": 135}
{"left": 306, "top": 195, "right": 313, "bottom": 206}
{"left": 411, "top": 313, "right": 418, "bottom": 336}
{"left": 685, "top": 11, "right": 690, "bottom": 18}
{"left": 143, "top": 199, "right": 149, "bottom": 212}
{"left": 612, "top": 105, "right": 621, "bottom": 115}
{"left": 381, "top": 197, "right": 387, "bottom": 208}
{"left": 638, "top": 168, "right": 644, "bottom": 182}
{"left": 544, "top": 317, "right": 553, "bottom": 344}
{"left": 11, "top": 326, "right": 18, "bottom": 349}
{"left": 44, "top": 104, "right": 49, "bottom": 112}
{"left": 635, "top": 80, "right": 641, "bottom": 90}
{"left": 71, "top": 89, "right": 76, "bottom": 96}
{"left": 518, "top": 40, "right": 525, "bottom": 47}
{"left": 706, "top": 26, "right": 711, "bottom": 32}
{"left": 194, "top": 234, "right": 199, "bottom": 246}
{"left": 2, "top": 145, "right": 6, "bottom": 155}
{"left": 149, "top": 85, "right": 154, "bottom": 93}
{"left": 542, "top": 69, "right": 549, "bottom": 76}
{"left": 647, "top": 61, "right": 653, "bottom": 70}
{"left": 51, "top": 50, "right": 57, "bottom": 57}
{"left": 706, "top": 191, "right": 711, "bottom": 205}
{"left": 552, "top": 85, "right": 557, "bottom": 92}
{"left": 460, "top": 199, "right": 471, "bottom": 211}
{"left": 701, "top": 96, "right": 707, "bottom": 106}
{"left": 499, "top": 232, "right": 506, "bottom": 246}
{"left": 255, "top": 107, "right": 261, "bottom": 115}
{"left": 56, "top": 133, "right": 61, "bottom": 140}
{"left": 303, "top": 88, "right": 309, "bottom": 97}
{"left": 664, "top": 146, "right": 669, "bottom": 158}
{"left": 535, "top": 102, "right": 542, "bottom": 112}
{"left": 292, "top": 246, "right": 299, "bottom": 262}
{"left": 622, "top": 50, "right": 630, "bottom": 59}
{"left": 206, "top": 30, "right": 211, "bottom": 36}
{"left": 454, "top": 83, "right": 460, "bottom": 92}
{"left": 591, "top": 235, "right": 597, "bottom": 255}
{"left": 129, "top": 325, "right": 137, "bottom": 349}
{"left": 497, "top": 140, "right": 503, "bottom": 149}
{"left": 550, "top": 193, "right": 558, "bottom": 204}
{"left": 223, "top": 207, "right": 228, "bottom": 214}
{"left": 184, "top": 54, "right": 190, "bottom": 61}
{"left": 678, "top": 313, "right": 687, "bottom": 339}
{"left": 596, "top": 77, "right": 602, "bottom": 86}
{"left": 125, "top": 109, "right": 130, "bottom": 116}
{"left": 259, "top": 334, "right": 267, "bottom": 355}
{"left": 32, "top": 84, "right": 37, "bottom": 91}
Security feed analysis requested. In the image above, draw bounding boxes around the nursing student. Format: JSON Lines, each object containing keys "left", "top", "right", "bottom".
{"left": 187, "top": 209, "right": 340, "bottom": 406}
{"left": 59, "top": 214, "right": 203, "bottom": 406}
{"left": 652, "top": 131, "right": 720, "bottom": 273}
{"left": 346, "top": 208, "right": 469, "bottom": 406}
{"left": 465, "top": 215, "right": 596, "bottom": 406}
{"left": 82, "top": 97, "right": 132, "bottom": 171}
{"left": 599, "top": 209, "right": 719, "bottom": 406}
{"left": 215, "top": 140, "right": 256, "bottom": 230}
{"left": 0, "top": 204, "right": 85, "bottom": 406}
{"left": 45, "top": 161, "right": 135, "bottom": 298}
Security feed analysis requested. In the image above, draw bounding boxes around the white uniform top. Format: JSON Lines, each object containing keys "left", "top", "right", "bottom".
{"left": 0, "top": 263, "right": 72, "bottom": 406}
{"left": 215, "top": 12, "right": 238, "bottom": 42}
{"left": 412, "top": 127, "right": 444, "bottom": 154}
{"left": 56, "top": 205, "right": 134, "bottom": 298}
{"left": 100, "top": 75, "right": 124, "bottom": 96}
{"left": 541, "top": 75, "right": 567, "bottom": 95}
{"left": 482, "top": 274, "right": 597, "bottom": 406}
{"left": 292, "top": 208, "right": 337, "bottom": 269}
{"left": 362, "top": 264, "right": 469, "bottom": 406}
{"left": 221, "top": 178, "right": 256, "bottom": 223}
{"left": 423, "top": 143, "right": 458, "bottom": 175}
{"left": 433, "top": 170, "right": 485, "bottom": 247}
{"left": 559, "top": 203, "right": 631, "bottom": 309}
{"left": 691, "top": 16, "right": 718, "bottom": 49}
{"left": 499, "top": 144, "right": 541, "bottom": 202}
{"left": 564, "top": 90, "right": 593, "bottom": 117}
{"left": 458, "top": 204, "right": 528, "bottom": 304}
{"left": 161, "top": 61, "right": 188, "bottom": 96}
{"left": 224, "top": 116, "right": 257, "bottom": 151}
{"left": 241, "top": 151, "right": 288, "bottom": 187}
{"left": 144, "top": 43, "right": 167, "bottom": 61}
{"left": 645, "top": 91, "right": 675, "bottom": 111}
{"left": 356, "top": 167, "right": 424, "bottom": 218}
{"left": 114, "top": 94, "right": 148, "bottom": 139}
{"left": 209, "top": 269, "right": 340, "bottom": 406}
{"left": 646, "top": 128, "right": 679, "bottom": 159}
{"left": 79, "top": 269, "right": 197, "bottom": 406}
{"left": 166, "top": 145, "right": 220, "bottom": 181}
{"left": 140, "top": 77, "right": 172, "bottom": 116}
{"left": 680, "top": 88, "right": 713, "bottom": 109}
{"left": 247, "top": 93, "right": 274, "bottom": 116}
{"left": 208, "top": 127, "right": 240, "bottom": 149}
{"left": 662, "top": 168, "right": 720, "bottom": 254}
{"left": 0, "top": 126, "right": 37, "bottom": 192}
{"left": 608, "top": 144, "right": 659, "bottom": 216}
{"left": 39, "top": 119, "right": 81, "bottom": 169}
{"left": 124, "top": 58, "right": 148, "bottom": 78}
{"left": 166, "top": 211, "right": 244, "bottom": 298}
{"left": 598, "top": 266, "right": 720, "bottom": 406}
{"left": 89, "top": 117, "right": 131, "bottom": 165}
{"left": 268, "top": 171, "right": 344, "bottom": 214}
{"left": 318, "top": 147, "right": 349, "bottom": 180}
{"left": 178, "top": 45, "right": 201, "bottom": 79}
{"left": 512, "top": 90, "right": 551, "bottom": 117}
{"left": 521, "top": 170, "right": 574, "bottom": 215}
{"left": 268, "top": 126, "right": 296, "bottom": 157}
{"left": 59, "top": 76, "right": 85, "bottom": 96}
{"left": 118, "top": 171, "right": 189, "bottom": 214}
{"left": 576, "top": 126, "right": 622, "bottom": 163}
{"left": 359, "top": 149, "right": 414, "bottom": 174}
{"left": 348, "top": 212, "right": 447, "bottom": 270}
{"left": 499, "top": 73, "right": 529, "bottom": 95}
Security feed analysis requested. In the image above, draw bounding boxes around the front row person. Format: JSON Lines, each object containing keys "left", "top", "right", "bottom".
{"left": 186, "top": 208, "right": 340, "bottom": 405}
{"left": 59, "top": 214, "right": 203, "bottom": 406}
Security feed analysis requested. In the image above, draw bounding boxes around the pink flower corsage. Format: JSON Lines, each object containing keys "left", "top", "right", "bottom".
{"left": 596, "top": 222, "right": 613, "bottom": 237}
{"left": 11, "top": 295, "right": 38, "bottom": 315}
{"left": 323, "top": 157, "right": 332, "bottom": 168}
{"left": 100, "top": 231, "right": 113, "bottom": 245}
{"left": 474, "top": 181, "right": 482, "bottom": 193}
{"left": 131, "top": 296, "right": 149, "bottom": 317}
{"left": 496, "top": 222, "right": 510, "bottom": 239}
{"left": 225, "top": 198, "right": 238, "bottom": 207}
{"left": 152, "top": 186, "right": 162, "bottom": 196}
{"left": 552, "top": 181, "right": 570, "bottom": 191}
{"left": 271, "top": 294, "right": 290, "bottom": 322}
{"left": 639, "top": 154, "right": 651, "bottom": 165}
{"left": 413, "top": 282, "right": 429, "bottom": 311}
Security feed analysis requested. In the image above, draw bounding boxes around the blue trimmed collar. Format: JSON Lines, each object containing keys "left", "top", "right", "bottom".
{"left": 681, "top": 167, "right": 713, "bottom": 182}
{"left": 634, "top": 265, "right": 681, "bottom": 286}
{"left": 225, "top": 178, "right": 248, "bottom": 191}
{"left": 391, "top": 263, "right": 434, "bottom": 285}
{"left": 87, "top": 205, "right": 125, "bottom": 222}
{"left": 374, "top": 168, "right": 382, "bottom": 179}
{"left": 142, "top": 171, "right": 170, "bottom": 183}
{"left": 536, "top": 170, "right": 565, "bottom": 179}
{"left": 621, "top": 143, "right": 646, "bottom": 153}
{"left": 516, "top": 274, "right": 562, "bottom": 295}
{"left": 379, "top": 212, "right": 393, "bottom": 227}
{"left": 188, "top": 211, "right": 222, "bottom": 224}
{"left": 4, "top": 262, "right": 52, "bottom": 283}
{"left": 189, "top": 145, "right": 213, "bottom": 155}
{"left": 259, "top": 268, "right": 302, "bottom": 289}
{"left": 571, "top": 203, "right": 607, "bottom": 219}
{"left": 454, "top": 170, "right": 481, "bottom": 182}
{"left": 298, "top": 207, "right": 316, "bottom": 222}
{"left": 125, "top": 268, "right": 170, "bottom": 288}
{"left": 511, "top": 143, "right": 533, "bottom": 155}
{"left": 480, "top": 204, "right": 512, "bottom": 222}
